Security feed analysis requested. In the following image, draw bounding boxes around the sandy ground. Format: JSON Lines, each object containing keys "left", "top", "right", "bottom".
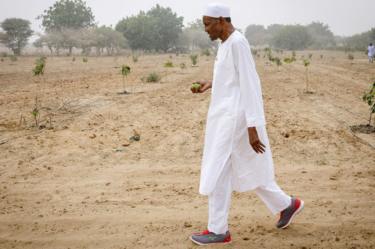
{"left": 0, "top": 51, "right": 374, "bottom": 249}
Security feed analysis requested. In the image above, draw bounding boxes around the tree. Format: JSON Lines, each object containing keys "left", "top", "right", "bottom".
{"left": 243, "top": 22, "right": 335, "bottom": 49}
{"left": 34, "top": 27, "right": 126, "bottom": 56}
{"left": 116, "top": 11, "right": 154, "bottom": 51}
{"left": 370, "top": 28, "right": 375, "bottom": 41}
{"left": 0, "top": 18, "right": 33, "bottom": 55}
{"left": 306, "top": 22, "right": 335, "bottom": 49}
{"left": 343, "top": 31, "right": 372, "bottom": 51}
{"left": 116, "top": 4, "right": 183, "bottom": 52}
{"left": 147, "top": 5, "right": 184, "bottom": 51}
{"left": 245, "top": 24, "right": 269, "bottom": 46}
{"left": 34, "top": 29, "right": 78, "bottom": 55}
{"left": 271, "top": 25, "right": 312, "bottom": 50}
{"left": 38, "top": 0, "right": 95, "bottom": 32}
{"left": 34, "top": 31, "right": 64, "bottom": 55}
{"left": 177, "top": 19, "right": 213, "bottom": 52}
{"left": 92, "top": 26, "right": 127, "bottom": 55}
{"left": 267, "top": 24, "right": 284, "bottom": 38}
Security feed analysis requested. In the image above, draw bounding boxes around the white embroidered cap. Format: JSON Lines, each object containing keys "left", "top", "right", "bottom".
{"left": 203, "top": 3, "right": 231, "bottom": 18}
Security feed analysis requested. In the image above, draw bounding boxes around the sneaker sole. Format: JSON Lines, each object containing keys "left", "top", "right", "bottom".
{"left": 280, "top": 200, "right": 304, "bottom": 229}
{"left": 189, "top": 235, "right": 232, "bottom": 246}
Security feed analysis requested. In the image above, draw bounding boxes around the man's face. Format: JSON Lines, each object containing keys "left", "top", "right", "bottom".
{"left": 203, "top": 16, "right": 223, "bottom": 41}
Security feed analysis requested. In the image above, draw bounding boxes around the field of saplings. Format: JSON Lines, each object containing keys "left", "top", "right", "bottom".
{"left": 0, "top": 50, "right": 374, "bottom": 249}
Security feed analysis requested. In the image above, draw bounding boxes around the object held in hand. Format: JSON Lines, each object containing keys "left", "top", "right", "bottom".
{"left": 191, "top": 82, "right": 201, "bottom": 91}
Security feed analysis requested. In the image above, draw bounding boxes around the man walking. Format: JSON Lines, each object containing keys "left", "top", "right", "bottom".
{"left": 190, "top": 3, "right": 304, "bottom": 245}
{"left": 368, "top": 43, "right": 375, "bottom": 63}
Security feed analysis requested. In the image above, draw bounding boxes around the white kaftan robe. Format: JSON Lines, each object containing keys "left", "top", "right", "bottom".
{"left": 368, "top": 45, "right": 375, "bottom": 57}
{"left": 199, "top": 30, "right": 275, "bottom": 195}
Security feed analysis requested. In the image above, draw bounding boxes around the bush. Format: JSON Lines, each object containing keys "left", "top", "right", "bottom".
{"left": 10, "top": 55, "right": 17, "bottom": 61}
{"left": 180, "top": 62, "right": 186, "bottom": 69}
{"left": 303, "top": 59, "right": 310, "bottom": 67}
{"left": 164, "top": 61, "right": 174, "bottom": 67}
{"left": 362, "top": 81, "right": 375, "bottom": 125}
{"left": 283, "top": 57, "right": 296, "bottom": 63}
{"left": 348, "top": 54, "right": 354, "bottom": 60}
{"left": 33, "top": 56, "right": 46, "bottom": 76}
{"left": 83, "top": 57, "right": 88, "bottom": 63}
{"left": 190, "top": 54, "right": 198, "bottom": 66}
{"left": 146, "top": 72, "right": 161, "bottom": 82}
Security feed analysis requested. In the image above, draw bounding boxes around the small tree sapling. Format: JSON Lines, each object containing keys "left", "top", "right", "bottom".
{"left": 362, "top": 82, "right": 375, "bottom": 126}
{"left": 303, "top": 59, "right": 312, "bottom": 93}
{"left": 120, "top": 65, "right": 131, "bottom": 94}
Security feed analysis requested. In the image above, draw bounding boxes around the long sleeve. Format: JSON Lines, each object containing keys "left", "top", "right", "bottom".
{"left": 232, "top": 38, "right": 266, "bottom": 127}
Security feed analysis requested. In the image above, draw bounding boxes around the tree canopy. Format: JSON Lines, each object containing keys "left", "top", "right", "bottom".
{"left": 244, "top": 22, "right": 336, "bottom": 50}
{"left": 245, "top": 25, "right": 269, "bottom": 46}
{"left": 0, "top": 18, "right": 33, "bottom": 55}
{"left": 271, "top": 25, "right": 312, "bottom": 50}
{"left": 177, "top": 19, "right": 214, "bottom": 52}
{"left": 38, "top": 0, "right": 95, "bottom": 32}
{"left": 34, "top": 26, "right": 126, "bottom": 55}
{"left": 116, "top": 4, "right": 183, "bottom": 52}
{"left": 306, "top": 22, "right": 335, "bottom": 49}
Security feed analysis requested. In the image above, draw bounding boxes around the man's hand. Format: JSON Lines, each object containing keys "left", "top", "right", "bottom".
{"left": 191, "top": 80, "right": 212, "bottom": 93}
{"left": 248, "top": 127, "right": 266, "bottom": 154}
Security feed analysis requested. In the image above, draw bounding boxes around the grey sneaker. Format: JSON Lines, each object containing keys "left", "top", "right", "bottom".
{"left": 190, "top": 230, "right": 231, "bottom": 245}
{"left": 276, "top": 197, "right": 304, "bottom": 229}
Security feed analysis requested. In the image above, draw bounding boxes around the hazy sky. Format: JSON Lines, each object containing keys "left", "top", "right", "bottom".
{"left": 0, "top": 0, "right": 374, "bottom": 37}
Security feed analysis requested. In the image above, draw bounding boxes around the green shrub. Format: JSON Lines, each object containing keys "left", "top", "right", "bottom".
{"left": 146, "top": 72, "right": 161, "bottom": 82}
{"left": 164, "top": 61, "right": 174, "bottom": 67}
{"left": 33, "top": 57, "right": 46, "bottom": 76}
{"left": 283, "top": 57, "right": 296, "bottom": 63}
{"left": 303, "top": 59, "right": 310, "bottom": 67}
{"left": 190, "top": 54, "right": 198, "bottom": 66}
{"left": 362, "top": 82, "right": 375, "bottom": 125}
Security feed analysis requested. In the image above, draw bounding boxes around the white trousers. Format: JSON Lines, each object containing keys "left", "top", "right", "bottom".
{"left": 207, "top": 158, "right": 291, "bottom": 234}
